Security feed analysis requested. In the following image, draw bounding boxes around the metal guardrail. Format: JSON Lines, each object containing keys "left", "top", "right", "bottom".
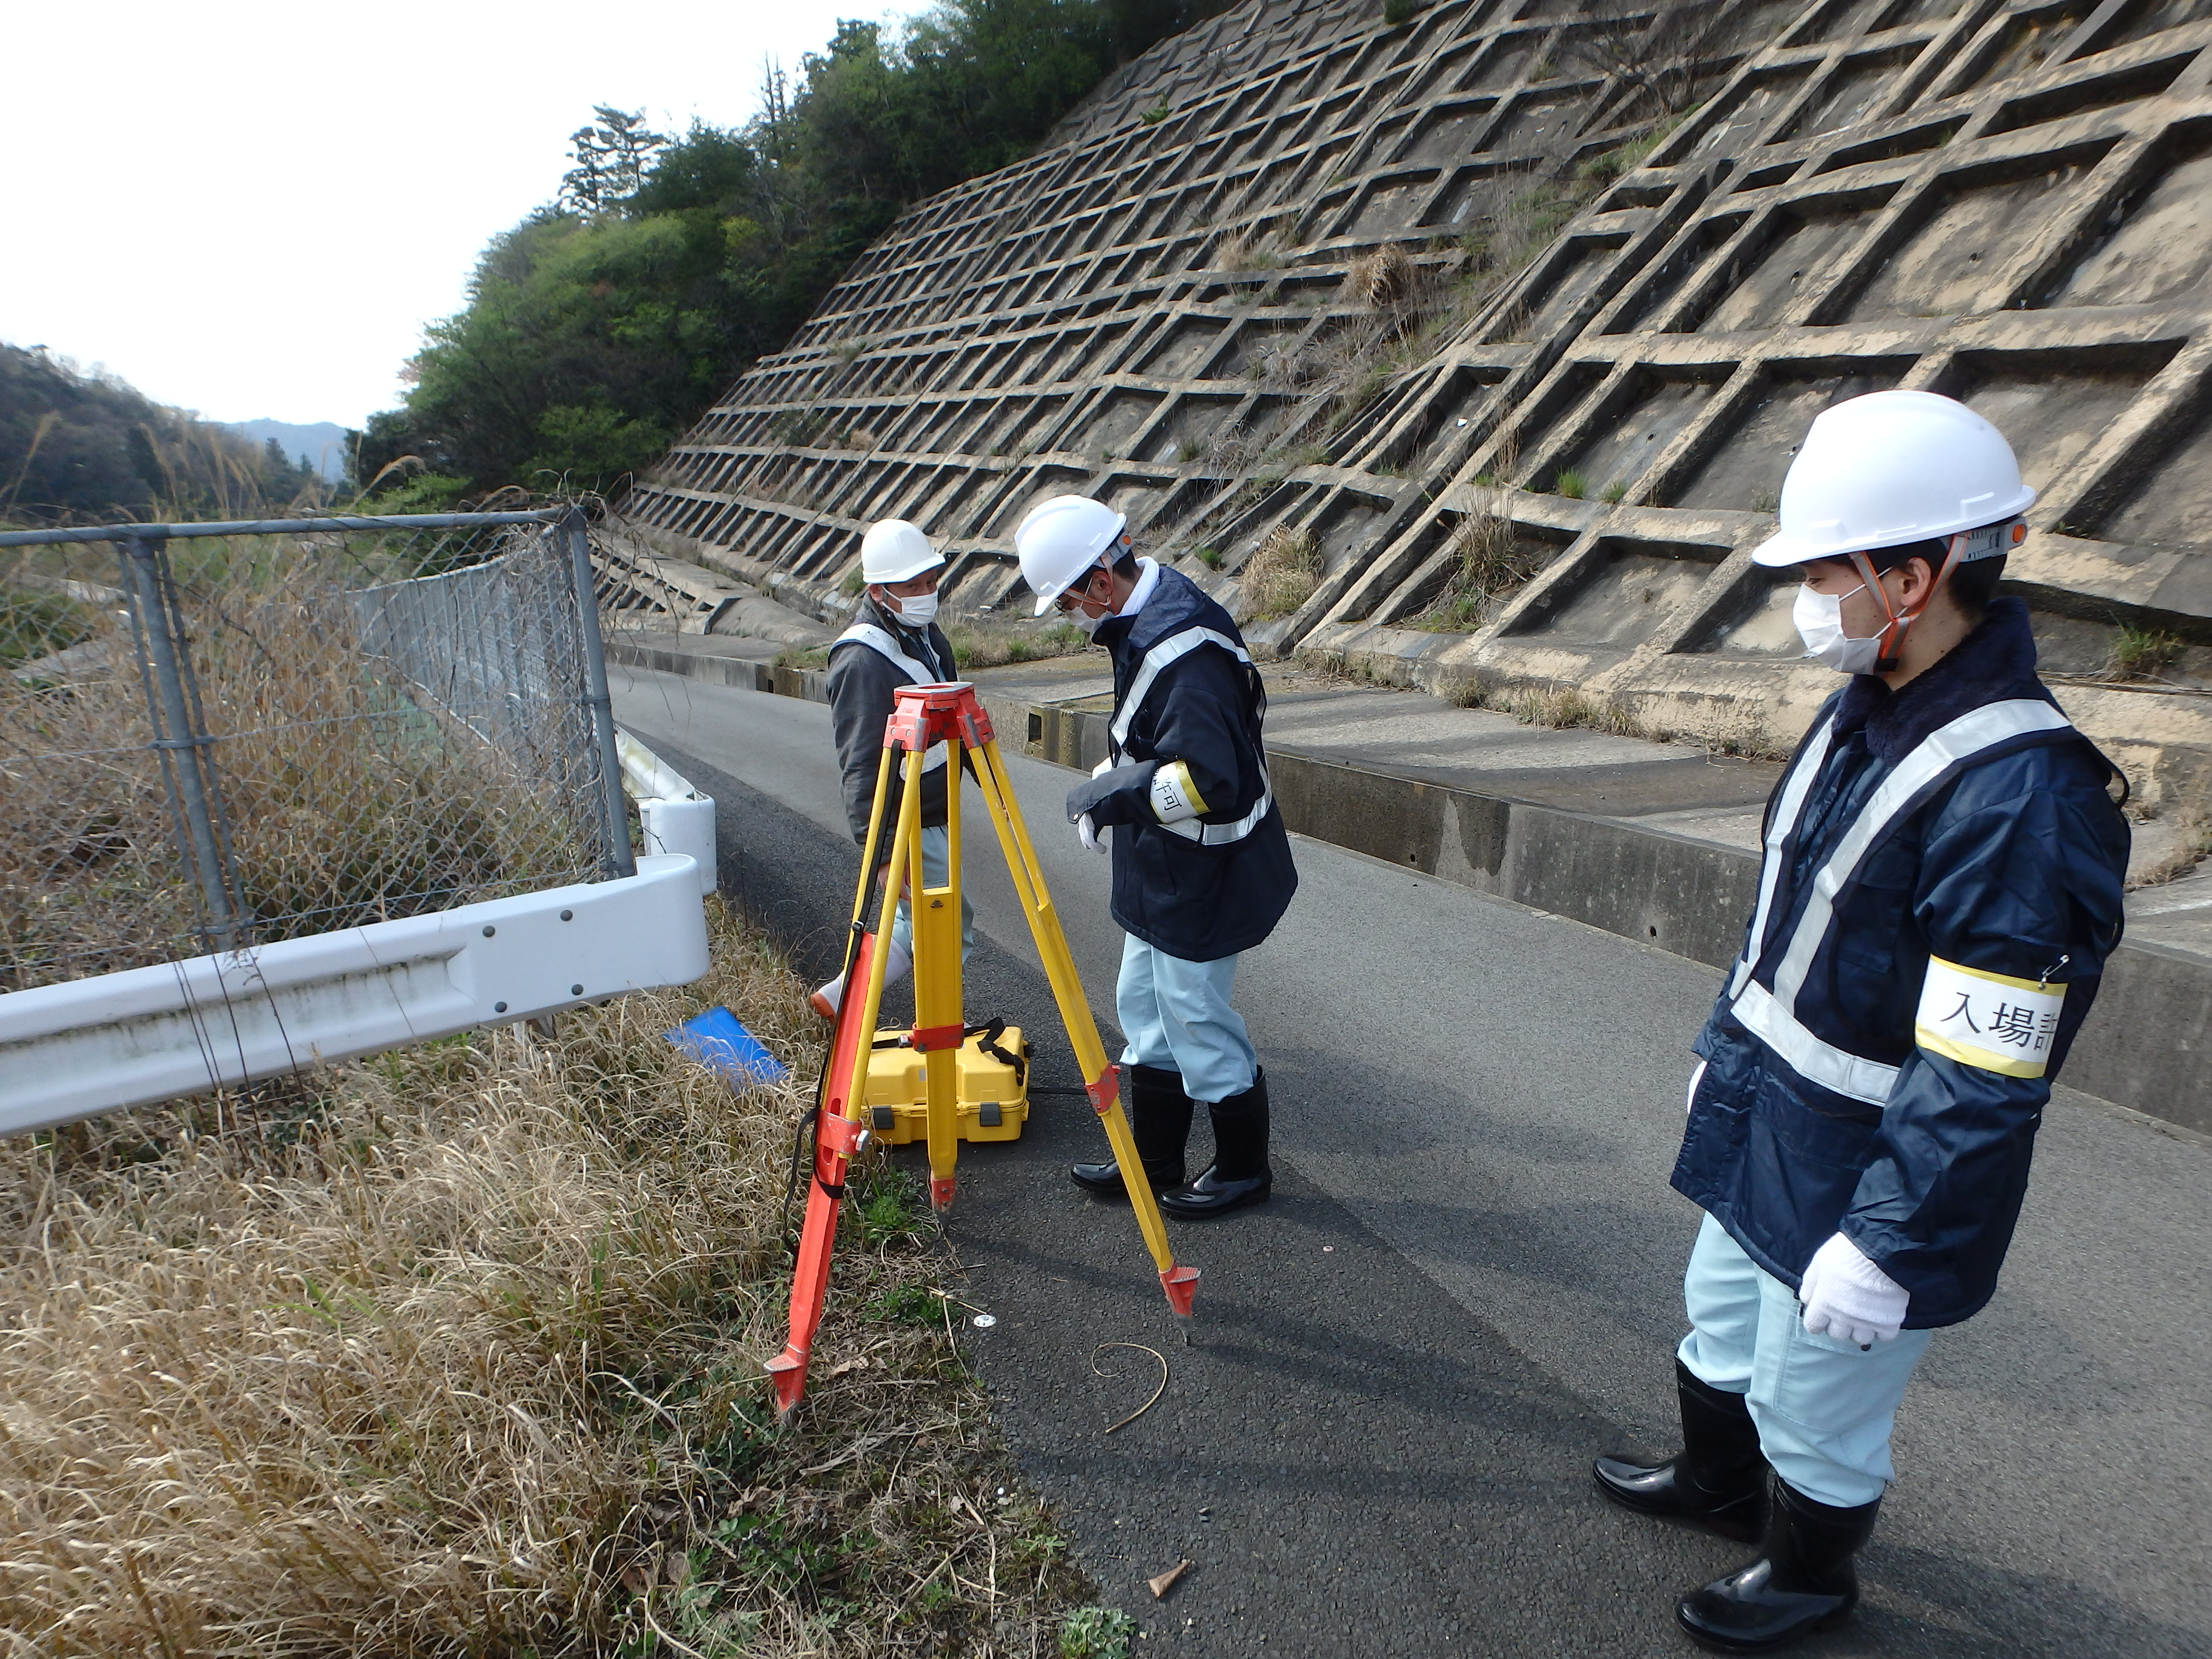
{"left": 1, "top": 507, "right": 633, "bottom": 993}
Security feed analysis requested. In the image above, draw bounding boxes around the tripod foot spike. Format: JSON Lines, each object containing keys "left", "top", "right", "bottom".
{"left": 766, "top": 1346, "right": 807, "bottom": 1423}
{"left": 1159, "top": 1262, "right": 1199, "bottom": 1318}
{"left": 930, "top": 1175, "right": 956, "bottom": 1213}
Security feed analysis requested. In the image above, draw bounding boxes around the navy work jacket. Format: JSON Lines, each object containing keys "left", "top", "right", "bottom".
{"left": 1088, "top": 564, "right": 1297, "bottom": 961}
{"left": 1673, "top": 600, "right": 2128, "bottom": 1328}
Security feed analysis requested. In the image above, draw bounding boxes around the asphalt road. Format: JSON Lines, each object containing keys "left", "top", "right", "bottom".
{"left": 612, "top": 663, "right": 2212, "bottom": 1659}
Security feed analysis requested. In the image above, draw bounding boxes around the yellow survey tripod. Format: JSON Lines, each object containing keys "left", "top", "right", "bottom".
{"left": 768, "top": 681, "right": 1198, "bottom": 1419}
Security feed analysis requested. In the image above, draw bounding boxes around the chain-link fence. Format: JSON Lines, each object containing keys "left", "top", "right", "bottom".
{"left": 0, "top": 509, "right": 631, "bottom": 995}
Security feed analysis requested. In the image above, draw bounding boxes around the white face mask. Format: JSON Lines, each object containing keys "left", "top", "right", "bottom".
{"left": 1061, "top": 568, "right": 1112, "bottom": 637}
{"left": 1792, "top": 582, "right": 1883, "bottom": 675}
{"left": 887, "top": 590, "right": 938, "bottom": 626}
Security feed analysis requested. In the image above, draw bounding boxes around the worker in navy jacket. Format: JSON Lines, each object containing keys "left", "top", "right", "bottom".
{"left": 1015, "top": 495, "right": 1297, "bottom": 1218}
{"left": 1594, "top": 393, "right": 2128, "bottom": 1653}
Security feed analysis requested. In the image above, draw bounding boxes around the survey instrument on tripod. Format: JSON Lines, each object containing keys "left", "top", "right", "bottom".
{"left": 767, "top": 681, "right": 1199, "bottom": 1419}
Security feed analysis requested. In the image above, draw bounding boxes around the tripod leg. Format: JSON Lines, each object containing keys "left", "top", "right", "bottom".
{"left": 914, "top": 745, "right": 965, "bottom": 1212}
{"left": 767, "top": 763, "right": 921, "bottom": 1419}
{"left": 766, "top": 931, "right": 878, "bottom": 1422}
{"left": 965, "top": 735, "right": 1199, "bottom": 1322}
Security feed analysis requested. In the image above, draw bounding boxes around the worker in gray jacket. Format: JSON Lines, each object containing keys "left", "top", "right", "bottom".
{"left": 811, "top": 519, "right": 973, "bottom": 1017}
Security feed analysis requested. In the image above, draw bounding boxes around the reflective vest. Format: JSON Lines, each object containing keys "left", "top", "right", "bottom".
{"left": 835, "top": 622, "right": 949, "bottom": 775}
{"left": 1109, "top": 625, "right": 1276, "bottom": 847}
{"left": 1727, "top": 697, "right": 2076, "bottom": 1105}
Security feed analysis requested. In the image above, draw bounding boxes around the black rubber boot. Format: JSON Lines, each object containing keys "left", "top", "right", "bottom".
{"left": 1593, "top": 1361, "right": 1769, "bottom": 1542}
{"left": 1159, "top": 1071, "right": 1271, "bottom": 1218}
{"left": 1676, "top": 1479, "right": 1881, "bottom": 1653}
{"left": 1071, "top": 1064, "right": 1191, "bottom": 1197}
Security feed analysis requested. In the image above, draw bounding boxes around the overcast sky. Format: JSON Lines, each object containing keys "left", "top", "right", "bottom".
{"left": 5, "top": 0, "right": 906, "bottom": 430}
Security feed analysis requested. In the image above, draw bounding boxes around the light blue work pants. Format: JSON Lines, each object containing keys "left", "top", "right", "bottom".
{"left": 1115, "top": 935, "right": 1257, "bottom": 1104}
{"left": 887, "top": 824, "right": 975, "bottom": 963}
{"left": 1678, "top": 1213, "right": 1933, "bottom": 1508}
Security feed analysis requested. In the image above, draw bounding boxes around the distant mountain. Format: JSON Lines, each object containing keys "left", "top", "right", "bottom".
{"left": 226, "top": 420, "right": 352, "bottom": 482}
{"left": 1, "top": 345, "right": 320, "bottom": 525}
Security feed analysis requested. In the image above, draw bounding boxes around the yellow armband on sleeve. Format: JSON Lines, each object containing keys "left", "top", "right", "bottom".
{"left": 1147, "top": 759, "right": 1209, "bottom": 825}
{"left": 1913, "top": 956, "right": 2065, "bottom": 1077}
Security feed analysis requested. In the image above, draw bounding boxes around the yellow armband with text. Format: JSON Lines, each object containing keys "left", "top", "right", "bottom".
{"left": 1147, "top": 759, "right": 1209, "bottom": 825}
{"left": 1913, "top": 956, "right": 2065, "bottom": 1078}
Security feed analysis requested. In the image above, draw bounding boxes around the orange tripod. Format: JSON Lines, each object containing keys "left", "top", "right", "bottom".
{"left": 767, "top": 682, "right": 1199, "bottom": 1419}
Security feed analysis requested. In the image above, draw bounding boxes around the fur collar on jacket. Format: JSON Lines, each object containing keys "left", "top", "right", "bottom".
{"left": 1832, "top": 597, "right": 2054, "bottom": 764}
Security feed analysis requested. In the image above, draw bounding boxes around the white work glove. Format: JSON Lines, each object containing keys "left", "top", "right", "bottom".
{"left": 1078, "top": 756, "right": 1113, "bottom": 853}
{"left": 1798, "top": 1232, "right": 1908, "bottom": 1347}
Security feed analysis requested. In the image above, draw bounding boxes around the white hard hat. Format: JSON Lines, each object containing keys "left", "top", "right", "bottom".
{"left": 860, "top": 519, "right": 944, "bottom": 584}
{"left": 1752, "top": 390, "right": 2037, "bottom": 567}
{"left": 1015, "top": 495, "right": 1128, "bottom": 615}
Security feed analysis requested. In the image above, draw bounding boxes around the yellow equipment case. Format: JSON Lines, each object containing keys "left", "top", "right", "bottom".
{"left": 861, "top": 1021, "right": 1030, "bottom": 1144}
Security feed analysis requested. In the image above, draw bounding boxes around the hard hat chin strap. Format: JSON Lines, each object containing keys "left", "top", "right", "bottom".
{"left": 1848, "top": 533, "right": 1965, "bottom": 673}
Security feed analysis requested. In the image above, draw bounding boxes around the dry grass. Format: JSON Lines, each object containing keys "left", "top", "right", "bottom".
{"left": 1345, "top": 245, "right": 1419, "bottom": 314}
{"left": 0, "top": 899, "right": 1091, "bottom": 1656}
{"left": 1238, "top": 525, "right": 1322, "bottom": 622}
{"left": 1411, "top": 506, "right": 1544, "bottom": 633}
{"left": 1, "top": 542, "right": 590, "bottom": 992}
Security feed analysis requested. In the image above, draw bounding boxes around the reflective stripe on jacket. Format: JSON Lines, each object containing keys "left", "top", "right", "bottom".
{"left": 1671, "top": 599, "right": 2128, "bottom": 1328}
{"left": 826, "top": 601, "right": 956, "bottom": 847}
{"left": 1093, "top": 565, "right": 1297, "bottom": 961}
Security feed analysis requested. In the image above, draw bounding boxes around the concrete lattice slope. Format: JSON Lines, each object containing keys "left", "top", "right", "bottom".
{"left": 623, "top": 0, "right": 2212, "bottom": 810}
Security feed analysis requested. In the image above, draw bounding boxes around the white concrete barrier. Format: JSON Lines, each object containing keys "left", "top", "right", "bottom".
{"left": 618, "top": 730, "right": 718, "bottom": 896}
{"left": 0, "top": 854, "right": 709, "bottom": 1137}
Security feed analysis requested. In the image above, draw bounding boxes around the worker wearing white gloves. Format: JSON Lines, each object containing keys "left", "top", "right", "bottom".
{"left": 811, "top": 519, "right": 974, "bottom": 1019}
{"left": 1016, "top": 495, "right": 1297, "bottom": 1219}
{"left": 1595, "top": 393, "right": 2129, "bottom": 1652}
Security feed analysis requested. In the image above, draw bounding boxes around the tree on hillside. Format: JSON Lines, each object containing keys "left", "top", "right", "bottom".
{"left": 360, "top": 0, "right": 1236, "bottom": 501}
{"left": 558, "top": 106, "right": 669, "bottom": 216}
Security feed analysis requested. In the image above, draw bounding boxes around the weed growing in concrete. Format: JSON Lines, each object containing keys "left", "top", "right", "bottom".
{"left": 1240, "top": 524, "right": 1323, "bottom": 621}
{"left": 1601, "top": 479, "right": 1629, "bottom": 504}
{"left": 1552, "top": 467, "right": 1588, "bottom": 500}
{"left": 2107, "top": 625, "right": 2185, "bottom": 681}
{"left": 1413, "top": 500, "right": 1545, "bottom": 632}
{"left": 774, "top": 644, "right": 832, "bottom": 670}
{"left": 1219, "top": 232, "right": 1286, "bottom": 273}
{"left": 1138, "top": 99, "right": 1170, "bottom": 125}
{"left": 1575, "top": 109, "right": 1697, "bottom": 185}
{"left": 1193, "top": 544, "right": 1225, "bottom": 569}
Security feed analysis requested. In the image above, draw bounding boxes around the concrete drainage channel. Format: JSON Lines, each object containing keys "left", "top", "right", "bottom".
{"left": 607, "top": 635, "right": 2212, "bottom": 1137}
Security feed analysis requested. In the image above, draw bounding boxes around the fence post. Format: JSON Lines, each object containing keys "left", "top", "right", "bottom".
{"left": 118, "top": 530, "right": 245, "bottom": 953}
{"left": 563, "top": 508, "right": 637, "bottom": 878}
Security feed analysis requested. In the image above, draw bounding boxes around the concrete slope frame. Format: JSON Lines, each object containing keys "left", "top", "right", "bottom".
{"left": 620, "top": 0, "right": 2212, "bottom": 813}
